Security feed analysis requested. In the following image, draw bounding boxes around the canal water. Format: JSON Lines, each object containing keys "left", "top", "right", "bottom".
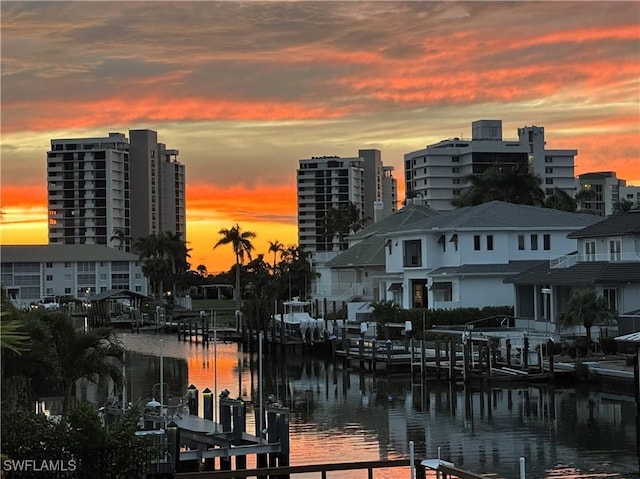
{"left": 117, "top": 331, "right": 640, "bottom": 479}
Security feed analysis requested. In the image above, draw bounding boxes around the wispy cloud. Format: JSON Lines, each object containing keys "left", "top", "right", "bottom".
{"left": 1, "top": 1, "right": 638, "bottom": 269}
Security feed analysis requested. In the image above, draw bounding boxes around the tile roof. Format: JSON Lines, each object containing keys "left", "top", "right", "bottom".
{"left": 350, "top": 203, "right": 440, "bottom": 240}
{"left": 328, "top": 204, "right": 440, "bottom": 268}
{"left": 430, "top": 260, "right": 544, "bottom": 276}
{"left": 504, "top": 260, "right": 640, "bottom": 285}
{"left": 325, "top": 239, "right": 386, "bottom": 268}
{"left": 395, "top": 201, "right": 602, "bottom": 233}
{"left": 0, "top": 244, "right": 140, "bottom": 263}
{"left": 567, "top": 210, "right": 640, "bottom": 239}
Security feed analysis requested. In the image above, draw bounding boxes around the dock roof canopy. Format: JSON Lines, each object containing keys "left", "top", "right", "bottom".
{"left": 89, "top": 289, "right": 152, "bottom": 302}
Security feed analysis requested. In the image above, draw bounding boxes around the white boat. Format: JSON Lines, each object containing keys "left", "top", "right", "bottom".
{"left": 273, "top": 297, "right": 325, "bottom": 341}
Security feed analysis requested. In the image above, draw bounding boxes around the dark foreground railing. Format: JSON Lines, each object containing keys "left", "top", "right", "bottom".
{"left": 174, "top": 459, "right": 411, "bottom": 479}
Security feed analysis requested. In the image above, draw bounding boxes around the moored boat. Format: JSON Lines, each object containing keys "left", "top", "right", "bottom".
{"left": 273, "top": 297, "right": 326, "bottom": 341}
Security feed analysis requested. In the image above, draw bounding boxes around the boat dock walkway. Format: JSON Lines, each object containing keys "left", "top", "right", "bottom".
{"left": 334, "top": 337, "right": 568, "bottom": 383}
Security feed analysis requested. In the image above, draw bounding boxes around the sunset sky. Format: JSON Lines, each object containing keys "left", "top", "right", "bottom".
{"left": 1, "top": 1, "right": 639, "bottom": 273}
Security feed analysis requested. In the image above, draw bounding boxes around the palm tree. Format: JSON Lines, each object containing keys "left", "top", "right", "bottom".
{"left": 46, "top": 314, "right": 123, "bottom": 414}
{"left": 0, "top": 311, "right": 31, "bottom": 355}
{"left": 575, "top": 188, "right": 598, "bottom": 212}
{"left": 214, "top": 224, "right": 256, "bottom": 301}
{"left": 558, "top": 289, "right": 615, "bottom": 352}
{"left": 196, "top": 264, "right": 208, "bottom": 277}
{"left": 268, "top": 240, "right": 284, "bottom": 273}
{"left": 544, "top": 188, "right": 577, "bottom": 212}
{"left": 613, "top": 199, "right": 634, "bottom": 212}
{"left": 110, "top": 228, "right": 126, "bottom": 251}
{"left": 134, "top": 232, "right": 190, "bottom": 299}
{"left": 452, "top": 164, "right": 545, "bottom": 208}
{"left": 322, "top": 202, "right": 370, "bottom": 250}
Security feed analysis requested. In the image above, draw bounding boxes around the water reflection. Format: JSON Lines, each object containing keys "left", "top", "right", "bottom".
{"left": 117, "top": 332, "right": 639, "bottom": 479}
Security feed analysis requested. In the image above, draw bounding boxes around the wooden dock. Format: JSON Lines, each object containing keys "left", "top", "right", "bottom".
{"left": 334, "top": 336, "right": 565, "bottom": 383}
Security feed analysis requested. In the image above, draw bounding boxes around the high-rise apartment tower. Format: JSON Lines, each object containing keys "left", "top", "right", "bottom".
{"left": 404, "top": 120, "right": 576, "bottom": 211}
{"left": 47, "top": 130, "right": 185, "bottom": 251}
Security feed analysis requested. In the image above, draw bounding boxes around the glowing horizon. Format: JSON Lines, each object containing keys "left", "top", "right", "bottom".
{"left": 1, "top": 1, "right": 638, "bottom": 272}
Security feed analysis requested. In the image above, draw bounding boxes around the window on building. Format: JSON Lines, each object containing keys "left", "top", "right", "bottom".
{"left": 46, "top": 262, "right": 53, "bottom": 268}
{"left": 545, "top": 167, "right": 553, "bottom": 174}
{"left": 64, "top": 288, "right": 71, "bottom": 295}
{"left": 64, "top": 262, "right": 71, "bottom": 268}
{"left": 603, "top": 288, "right": 618, "bottom": 312}
{"left": 432, "top": 282, "right": 453, "bottom": 302}
{"left": 528, "top": 131, "right": 533, "bottom": 142}
{"left": 585, "top": 241, "right": 596, "bottom": 261}
{"left": 543, "top": 234, "right": 551, "bottom": 251}
{"left": 452, "top": 178, "right": 460, "bottom": 184}
{"left": 450, "top": 234, "right": 458, "bottom": 252}
{"left": 545, "top": 178, "right": 554, "bottom": 185}
{"left": 531, "top": 234, "right": 538, "bottom": 251}
{"left": 45, "top": 275, "right": 53, "bottom": 281}
{"left": 451, "top": 156, "right": 460, "bottom": 163}
{"left": 609, "top": 239, "right": 621, "bottom": 261}
{"left": 545, "top": 156, "right": 553, "bottom": 163}
{"left": 437, "top": 235, "right": 446, "bottom": 252}
{"left": 474, "top": 235, "right": 481, "bottom": 251}
{"left": 486, "top": 235, "right": 494, "bottom": 251}
{"left": 452, "top": 167, "right": 460, "bottom": 173}
{"left": 135, "top": 285, "right": 142, "bottom": 292}
{"left": 403, "top": 240, "right": 422, "bottom": 267}
{"left": 452, "top": 189, "right": 461, "bottom": 196}
{"left": 518, "top": 235, "right": 525, "bottom": 251}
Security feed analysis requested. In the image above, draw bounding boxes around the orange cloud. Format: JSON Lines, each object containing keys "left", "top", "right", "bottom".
{"left": 1, "top": 97, "right": 357, "bottom": 134}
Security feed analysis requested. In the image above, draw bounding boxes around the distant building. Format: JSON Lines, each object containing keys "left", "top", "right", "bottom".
{"left": 129, "top": 129, "right": 186, "bottom": 244}
{"left": 404, "top": 120, "right": 576, "bottom": 210}
{"left": 297, "top": 150, "right": 397, "bottom": 256}
{"left": 576, "top": 171, "right": 639, "bottom": 216}
{"left": 47, "top": 130, "right": 186, "bottom": 252}
{"left": 0, "top": 244, "right": 147, "bottom": 306}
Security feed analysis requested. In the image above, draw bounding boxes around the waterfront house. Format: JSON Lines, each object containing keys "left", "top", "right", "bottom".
{"left": 505, "top": 210, "right": 640, "bottom": 335}
{"left": 379, "top": 201, "right": 601, "bottom": 310}
{"left": 1, "top": 244, "right": 148, "bottom": 308}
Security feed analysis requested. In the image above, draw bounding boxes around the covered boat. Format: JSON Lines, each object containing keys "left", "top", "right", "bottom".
{"left": 273, "top": 297, "right": 325, "bottom": 341}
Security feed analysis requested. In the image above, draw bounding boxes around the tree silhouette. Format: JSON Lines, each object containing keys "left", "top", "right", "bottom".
{"left": 322, "top": 202, "right": 369, "bottom": 250}
{"left": 544, "top": 188, "right": 577, "bottom": 212}
{"left": 613, "top": 199, "right": 634, "bottom": 212}
{"left": 214, "top": 224, "right": 256, "bottom": 301}
{"left": 558, "top": 289, "right": 615, "bottom": 351}
{"left": 110, "top": 228, "right": 126, "bottom": 251}
{"left": 196, "top": 264, "right": 208, "bottom": 277}
{"left": 268, "top": 240, "right": 284, "bottom": 273}
{"left": 46, "top": 314, "right": 123, "bottom": 414}
{"left": 575, "top": 188, "right": 598, "bottom": 212}
{"left": 134, "top": 232, "right": 189, "bottom": 299}
{"left": 452, "top": 164, "right": 544, "bottom": 208}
